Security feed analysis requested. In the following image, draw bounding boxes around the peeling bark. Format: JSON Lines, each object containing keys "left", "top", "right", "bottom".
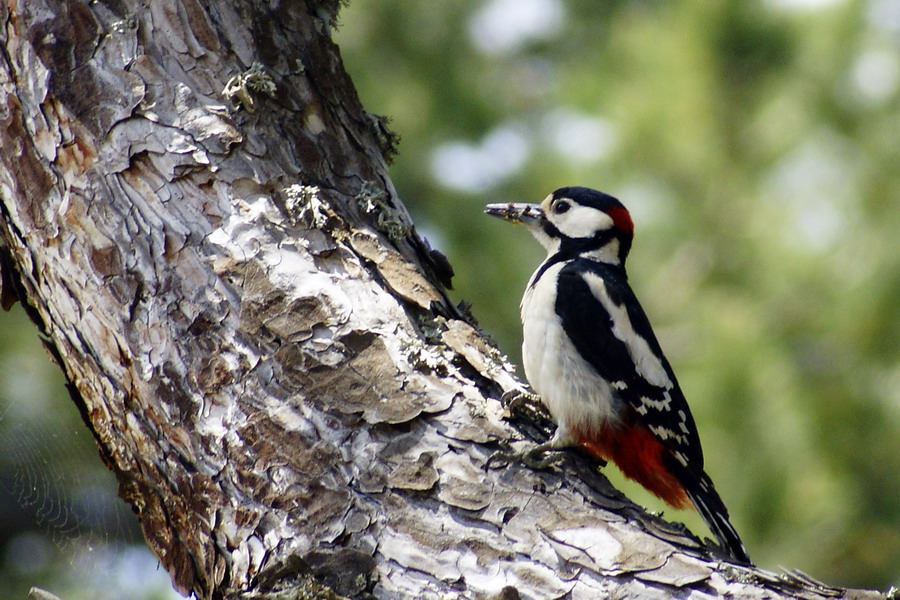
{"left": 0, "top": 2, "right": 888, "bottom": 600}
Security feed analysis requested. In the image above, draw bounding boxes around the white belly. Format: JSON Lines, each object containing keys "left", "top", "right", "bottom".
{"left": 520, "top": 262, "right": 621, "bottom": 435}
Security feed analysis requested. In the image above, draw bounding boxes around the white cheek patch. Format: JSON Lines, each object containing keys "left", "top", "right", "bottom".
{"left": 552, "top": 204, "right": 614, "bottom": 239}
{"left": 582, "top": 272, "right": 672, "bottom": 389}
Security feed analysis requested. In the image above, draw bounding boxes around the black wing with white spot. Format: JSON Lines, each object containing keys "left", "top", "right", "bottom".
{"left": 554, "top": 259, "right": 704, "bottom": 468}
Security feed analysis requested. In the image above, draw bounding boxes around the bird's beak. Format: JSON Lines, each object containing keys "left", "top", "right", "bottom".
{"left": 484, "top": 203, "right": 544, "bottom": 227}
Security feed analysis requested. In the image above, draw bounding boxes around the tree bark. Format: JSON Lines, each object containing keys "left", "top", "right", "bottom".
{"left": 0, "top": 1, "right": 887, "bottom": 599}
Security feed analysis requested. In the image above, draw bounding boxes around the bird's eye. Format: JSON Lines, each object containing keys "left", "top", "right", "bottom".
{"left": 554, "top": 201, "right": 570, "bottom": 214}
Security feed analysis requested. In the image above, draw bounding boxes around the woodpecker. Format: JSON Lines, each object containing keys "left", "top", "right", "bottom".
{"left": 485, "top": 186, "right": 751, "bottom": 564}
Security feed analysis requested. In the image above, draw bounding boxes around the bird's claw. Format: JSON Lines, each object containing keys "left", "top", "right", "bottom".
{"left": 501, "top": 389, "right": 540, "bottom": 408}
{"left": 485, "top": 445, "right": 517, "bottom": 469}
{"left": 487, "top": 440, "right": 566, "bottom": 470}
{"left": 491, "top": 390, "right": 565, "bottom": 469}
{"left": 501, "top": 389, "right": 551, "bottom": 422}
{"left": 521, "top": 441, "right": 566, "bottom": 469}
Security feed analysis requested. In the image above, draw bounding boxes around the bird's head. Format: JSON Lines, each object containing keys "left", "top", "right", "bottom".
{"left": 486, "top": 186, "right": 634, "bottom": 266}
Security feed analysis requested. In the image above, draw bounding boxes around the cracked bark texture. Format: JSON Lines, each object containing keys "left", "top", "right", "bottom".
{"left": 0, "top": 2, "right": 888, "bottom": 599}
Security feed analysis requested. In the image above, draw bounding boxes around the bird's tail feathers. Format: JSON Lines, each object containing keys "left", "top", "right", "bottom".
{"left": 685, "top": 474, "right": 751, "bottom": 565}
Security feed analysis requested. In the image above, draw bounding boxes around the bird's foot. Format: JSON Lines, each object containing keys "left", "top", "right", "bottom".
{"left": 501, "top": 389, "right": 553, "bottom": 426}
{"left": 501, "top": 388, "right": 540, "bottom": 409}
{"left": 487, "top": 440, "right": 567, "bottom": 470}
{"left": 488, "top": 390, "right": 567, "bottom": 469}
{"left": 521, "top": 441, "right": 567, "bottom": 469}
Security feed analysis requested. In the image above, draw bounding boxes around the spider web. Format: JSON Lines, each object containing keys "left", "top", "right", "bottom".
{"left": 0, "top": 404, "right": 130, "bottom": 550}
{"left": 0, "top": 307, "right": 179, "bottom": 600}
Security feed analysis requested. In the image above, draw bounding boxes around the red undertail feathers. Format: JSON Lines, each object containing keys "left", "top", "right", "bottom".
{"left": 574, "top": 423, "right": 690, "bottom": 510}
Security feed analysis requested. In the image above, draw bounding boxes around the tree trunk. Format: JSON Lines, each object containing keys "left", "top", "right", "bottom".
{"left": 0, "top": 1, "right": 886, "bottom": 599}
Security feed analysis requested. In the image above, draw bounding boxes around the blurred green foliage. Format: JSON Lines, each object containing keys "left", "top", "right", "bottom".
{"left": 336, "top": 0, "right": 899, "bottom": 589}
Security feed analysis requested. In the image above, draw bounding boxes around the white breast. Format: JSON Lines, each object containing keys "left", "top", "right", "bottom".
{"left": 520, "top": 262, "right": 622, "bottom": 435}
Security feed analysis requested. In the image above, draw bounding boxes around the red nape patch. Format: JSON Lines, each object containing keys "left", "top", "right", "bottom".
{"left": 606, "top": 207, "right": 634, "bottom": 236}
{"left": 575, "top": 424, "right": 690, "bottom": 509}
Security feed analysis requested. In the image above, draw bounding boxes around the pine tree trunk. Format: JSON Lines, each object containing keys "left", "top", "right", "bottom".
{"left": 0, "top": 1, "right": 886, "bottom": 599}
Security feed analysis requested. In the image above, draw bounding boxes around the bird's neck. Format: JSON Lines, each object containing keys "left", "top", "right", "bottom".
{"left": 573, "top": 239, "right": 624, "bottom": 267}
{"left": 530, "top": 237, "right": 627, "bottom": 289}
{"left": 556, "top": 233, "right": 626, "bottom": 268}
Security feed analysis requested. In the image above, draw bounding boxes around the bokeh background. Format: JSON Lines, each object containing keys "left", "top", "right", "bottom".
{"left": 1, "top": 0, "right": 897, "bottom": 597}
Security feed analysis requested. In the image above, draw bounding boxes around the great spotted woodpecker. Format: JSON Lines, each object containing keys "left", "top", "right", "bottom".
{"left": 486, "top": 186, "right": 751, "bottom": 564}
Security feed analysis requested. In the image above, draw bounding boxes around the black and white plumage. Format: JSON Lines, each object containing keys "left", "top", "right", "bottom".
{"left": 486, "top": 186, "right": 750, "bottom": 564}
